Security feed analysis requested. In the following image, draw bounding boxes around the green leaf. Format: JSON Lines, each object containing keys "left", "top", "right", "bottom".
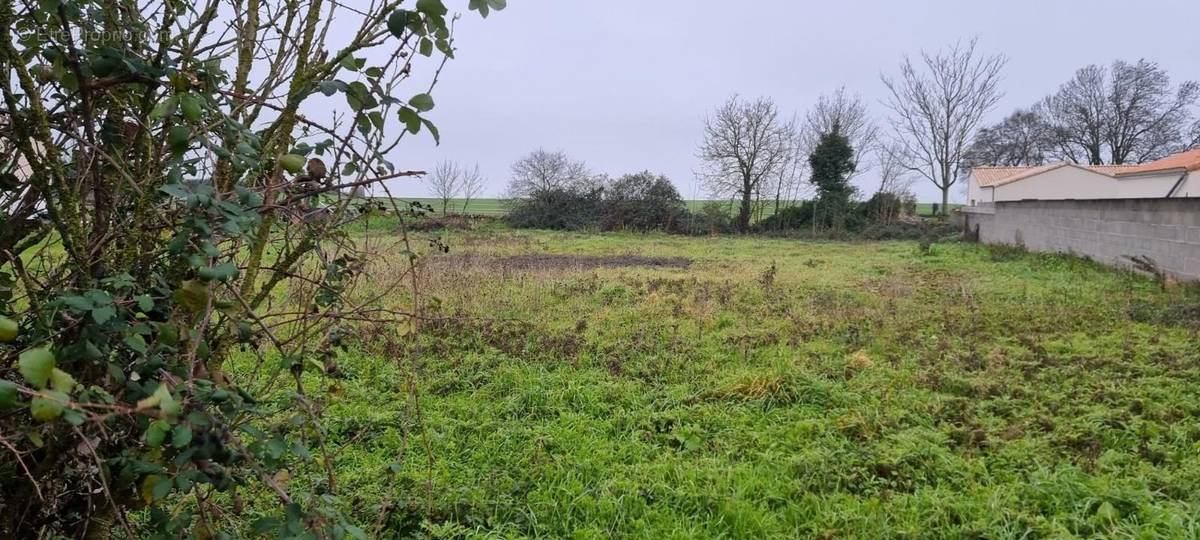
{"left": 168, "top": 125, "right": 191, "bottom": 152}
{"left": 488, "top": 0, "right": 507, "bottom": 9}
{"left": 398, "top": 107, "right": 422, "bottom": 134}
{"left": 91, "top": 305, "right": 116, "bottom": 324}
{"left": 409, "top": 93, "right": 435, "bottom": 112}
{"left": 468, "top": 0, "right": 489, "bottom": 17}
{"left": 172, "top": 425, "right": 193, "bottom": 447}
{"left": 419, "top": 38, "right": 434, "bottom": 57}
{"left": 345, "top": 81, "right": 379, "bottom": 111}
{"left": 0, "top": 315, "right": 16, "bottom": 342}
{"left": 339, "top": 55, "right": 361, "bottom": 72}
{"left": 318, "top": 80, "right": 346, "bottom": 96}
{"left": 156, "top": 385, "right": 182, "bottom": 419}
{"left": 387, "top": 9, "right": 409, "bottom": 38}
{"left": 416, "top": 0, "right": 448, "bottom": 16}
{"left": 0, "top": 380, "right": 18, "bottom": 409}
{"left": 421, "top": 118, "right": 441, "bottom": 145}
{"left": 124, "top": 334, "right": 148, "bottom": 354}
{"left": 145, "top": 420, "right": 169, "bottom": 447}
{"left": 150, "top": 96, "right": 178, "bottom": 120}
{"left": 345, "top": 525, "right": 369, "bottom": 540}
{"left": 198, "top": 262, "right": 239, "bottom": 282}
{"left": 48, "top": 368, "right": 75, "bottom": 393}
{"left": 63, "top": 408, "right": 85, "bottom": 426}
{"left": 368, "top": 111, "right": 385, "bottom": 130}
{"left": 180, "top": 94, "right": 203, "bottom": 122}
{"left": 30, "top": 390, "right": 68, "bottom": 422}
{"left": 173, "top": 280, "right": 210, "bottom": 312}
{"left": 135, "top": 294, "right": 154, "bottom": 312}
{"left": 279, "top": 154, "right": 306, "bottom": 174}
{"left": 18, "top": 348, "right": 55, "bottom": 389}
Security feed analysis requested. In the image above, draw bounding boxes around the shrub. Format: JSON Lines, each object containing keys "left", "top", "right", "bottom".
{"left": 859, "top": 221, "right": 957, "bottom": 241}
{"left": 506, "top": 187, "right": 604, "bottom": 230}
{"left": 754, "top": 202, "right": 818, "bottom": 232}
{"left": 508, "top": 172, "right": 689, "bottom": 233}
{"left": 0, "top": 0, "right": 500, "bottom": 536}
{"left": 683, "top": 201, "right": 735, "bottom": 235}
{"left": 600, "top": 172, "right": 687, "bottom": 232}
{"left": 861, "top": 191, "right": 915, "bottom": 223}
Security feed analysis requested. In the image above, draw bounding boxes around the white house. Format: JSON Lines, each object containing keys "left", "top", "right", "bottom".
{"left": 965, "top": 148, "right": 1200, "bottom": 206}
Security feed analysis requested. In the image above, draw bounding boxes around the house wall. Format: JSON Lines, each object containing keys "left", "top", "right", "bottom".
{"left": 966, "top": 176, "right": 993, "bottom": 206}
{"left": 993, "top": 166, "right": 1183, "bottom": 201}
{"left": 961, "top": 199, "right": 1200, "bottom": 281}
{"left": 1170, "top": 172, "right": 1195, "bottom": 197}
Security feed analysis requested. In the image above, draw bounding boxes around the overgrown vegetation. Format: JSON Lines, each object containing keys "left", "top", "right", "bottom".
{"left": 0, "top": 0, "right": 502, "bottom": 536}
{"left": 319, "top": 229, "right": 1200, "bottom": 537}
{"left": 505, "top": 170, "right": 689, "bottom": 233}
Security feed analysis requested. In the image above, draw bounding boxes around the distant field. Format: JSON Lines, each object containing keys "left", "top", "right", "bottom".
{"left": 385, "top": 197, "right": 961, "bottom": 218}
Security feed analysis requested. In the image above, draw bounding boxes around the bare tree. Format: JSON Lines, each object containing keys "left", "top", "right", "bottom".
{"left": 876, "top": 140, "right": 914, "bottom": 195}
{"left": 964, "top": 109, "right": 1055, "bottom": 167}
{"left": 765, "top": 129, "right": 812, "bottom": 217}
{"left": 698, "top": 95, "right": 797, "bottom": 231}
{"left": 1040, "top": 59, "right": 1199, "bottom": 165}
{"left": 507, "top": 149, "right": 591, "bottom": 198}
{"left": 874, "top": 140, "right": 916, "bottom": 221}
{"left": 882, "top": 38, "right": 1007, "bottom": 215}
{"left": 803, "top": 87, "right": 879, "bottom": 179}
{"left": 427, "top": 160, "right": 463, "bottom": 215}
{"left": 460, "top": 163, "right": 486, "bottom": 214}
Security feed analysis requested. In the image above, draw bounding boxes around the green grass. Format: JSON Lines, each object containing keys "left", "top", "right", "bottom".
{"left": 384, "top": 198, "right": 962, "bottom": 219}
{"left": 271, "top": 229, "right": 1200, "bottom": 538}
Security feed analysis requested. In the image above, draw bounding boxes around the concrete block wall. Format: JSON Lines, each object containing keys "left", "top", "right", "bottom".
{"left": 961, "top": 199, "right": 1200, "bottom": 281}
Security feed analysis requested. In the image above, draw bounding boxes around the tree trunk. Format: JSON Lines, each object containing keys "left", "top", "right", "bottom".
{"left": 737, "top": 190, "right": 753, "bottom": 232}
{"left": 941, "top": 186, "right": 950, "bottom": 216}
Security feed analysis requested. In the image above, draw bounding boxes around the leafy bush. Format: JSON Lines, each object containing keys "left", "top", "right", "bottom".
{"left": 680, "top": 201, "right": 735, "bottom": 235}
{"left": 0, "top": 0, "right": 500, "bottom": 536}
{"left": 860, "top": 191, "right": 916, "bottom": 223}
{"left": 755, "top": 202, "right": 818, "bottom": 232}
{"left": 859, "top": 221, "right": 959, "bottom": 241}
{"left": 599, "top": 172, "right": 687, "bottom": 232}
{"left": 506, "top": 187, "right": 604, "bottom": 230}
{"left": 508, "top": 171, "right": 687, "bottom": 233}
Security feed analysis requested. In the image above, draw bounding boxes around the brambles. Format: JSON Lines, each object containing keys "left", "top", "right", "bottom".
{"left": 0, "top": 0, "right": 501, "bottom": 536}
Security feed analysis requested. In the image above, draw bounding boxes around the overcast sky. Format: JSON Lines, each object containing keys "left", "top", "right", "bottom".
{"left": 385, "top": 0, "right": 1200, "bottom": 203}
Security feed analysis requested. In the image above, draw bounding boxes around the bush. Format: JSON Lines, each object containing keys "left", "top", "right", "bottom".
{"left": 506, "top": 187, "right": 603, "bottom": 230}
{"left": 681, "top": 201, "right": 735, "bottom": 235}
{"left": 861, "top": 191, "right": 916, "bottom": 223}
{"left": 754, "top": 202, "right": 817, "bottom": 233}
{"left": 0, "top": 1, "right": 500, "bottom": 536}
{"left": 600, "top": 172, "right": 687, "bottom": 232}
{"left": 755, "top": 200, "right": 870, "bottom": 234}
{"left": 508, "top": 172, "right": 689, "bottom": 233}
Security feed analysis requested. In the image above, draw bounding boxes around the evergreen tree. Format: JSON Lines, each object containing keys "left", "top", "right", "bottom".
{"left": 809, "top": 124, "right": 858, "bottom": 229}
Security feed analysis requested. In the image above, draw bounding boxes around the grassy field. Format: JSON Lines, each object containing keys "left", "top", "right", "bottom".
{"left": 282, "top": 226, "right": 1200, "bottom": 538}
{"left": 386, "top": 198, "right": 960, "bottom": 218}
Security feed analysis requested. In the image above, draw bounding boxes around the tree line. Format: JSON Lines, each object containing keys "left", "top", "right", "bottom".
{"left": 965, "top": 59, "right": 1199, "bottom": 167}
{"left": 439, "top": 42, "right": 1199, "bottom": 237}
{"left": 694, "top": 40, "right": 1198, "bottom": 229}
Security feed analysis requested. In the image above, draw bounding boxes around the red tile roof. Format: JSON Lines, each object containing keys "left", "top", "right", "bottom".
{"left": 971, "top": 164, "right": 1059, "bottom": 187}
{"left": 1115, "top": 148, "right": 1200, "bottom": 175}
{"left": 970, "top": 148, "right": 1200, "bottom": 186}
